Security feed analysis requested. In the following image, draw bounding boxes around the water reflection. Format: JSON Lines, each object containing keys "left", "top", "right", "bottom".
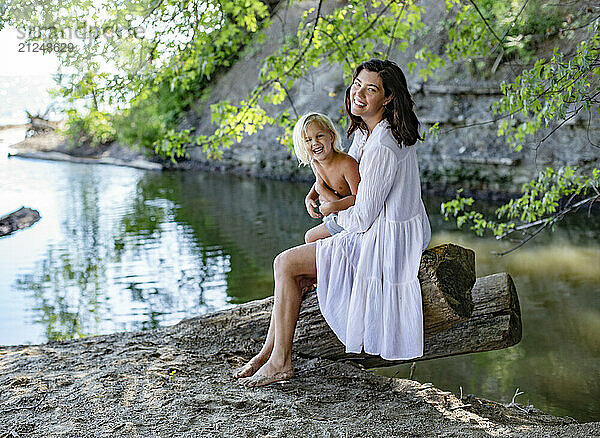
{"left": 1, "top": 140, "right": 598, "bottom": 421}
{"left": 2, "top": 161, "right": 316, "bottom": 345}
{"left": 377, "top": 231, "right": 600, "bottom": 422}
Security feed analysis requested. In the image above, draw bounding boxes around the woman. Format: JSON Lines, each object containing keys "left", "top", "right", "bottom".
{"left": 235, "top": 58, "right": 431, "bottom": 387}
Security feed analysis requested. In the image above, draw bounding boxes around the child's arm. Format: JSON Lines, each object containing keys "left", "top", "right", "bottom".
{"left": 315, "top": 177, "right": 341, "bottom": 203}
{"left": 305, "top": 183, "right": 321, "bottom": 218}
{"left": 310, "top": 162, "right": 339, "bottom": 203}
{"left": 319, "top": 158, "right": 360, "bottom": 217}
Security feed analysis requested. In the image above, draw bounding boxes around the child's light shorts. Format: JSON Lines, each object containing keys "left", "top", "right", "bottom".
{"left": 323, "top": 213, "right": 344, "bottom": 236}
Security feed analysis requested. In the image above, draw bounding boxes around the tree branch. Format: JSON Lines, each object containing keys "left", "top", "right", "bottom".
{"left": 532, "top": 104, "right": 583, "bottom": 151}
{"left": 385, "top": 1, "right": 407, "bottom": 59}
{"left": 489, "top": 0, "right": 529, "bottom": 56}
{"left": 468, "top": 0, "right": 503, "bottom": 44}
{"left": 276, "top": 79, "right": 299, "bottom": 118}
{"left": 494, "top": 193, "right": 600, "bottom": 255}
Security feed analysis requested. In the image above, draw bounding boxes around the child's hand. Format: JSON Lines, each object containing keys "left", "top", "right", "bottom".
{"left": 319, "top": 201, "right": 335, "bottom": 217}
{"left": 305, "top": 198, "right": 322, "bottom": 218}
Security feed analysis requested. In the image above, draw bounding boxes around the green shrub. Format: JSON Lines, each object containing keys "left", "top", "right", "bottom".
{"left": 64, "top": 108, "right": 116, "bottom": 150}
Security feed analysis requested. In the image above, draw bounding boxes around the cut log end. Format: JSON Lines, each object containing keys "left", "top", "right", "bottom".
{"left": 419, "top": 244, "right": 476, "bottom": 334}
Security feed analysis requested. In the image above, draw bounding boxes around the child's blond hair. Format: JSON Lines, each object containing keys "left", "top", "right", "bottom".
{"left": 292, "top": 113, "right": 342, "bottom": 166}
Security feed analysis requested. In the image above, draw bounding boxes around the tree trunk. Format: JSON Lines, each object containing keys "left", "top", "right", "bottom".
{"left": 0, "top": 207, "right": 41, "bottom": 237}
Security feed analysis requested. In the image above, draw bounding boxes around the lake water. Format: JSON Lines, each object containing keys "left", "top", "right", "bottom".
{"left": 1, "top": 127, "right": 599, "bottom": 422}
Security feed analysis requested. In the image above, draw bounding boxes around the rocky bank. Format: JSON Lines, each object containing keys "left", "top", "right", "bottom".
{"left": 175, "top": 0, "right": 599, "bottom": 195}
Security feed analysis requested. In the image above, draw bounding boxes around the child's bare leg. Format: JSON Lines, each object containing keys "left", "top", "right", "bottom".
{"left": 304, "top": 223, "right": 331, "bottom": 244}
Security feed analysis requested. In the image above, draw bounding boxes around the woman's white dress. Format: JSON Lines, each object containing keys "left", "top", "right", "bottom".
{"left": 315, "top": 119, "right": 431, "bottom": 360}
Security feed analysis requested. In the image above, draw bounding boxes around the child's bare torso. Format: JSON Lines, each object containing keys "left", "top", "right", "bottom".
{"left": 312, "top": 153, "right": 355, "bottom": 198}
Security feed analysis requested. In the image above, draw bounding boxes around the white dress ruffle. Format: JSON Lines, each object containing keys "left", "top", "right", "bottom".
{"left": 315, "top": 120, "right": 431, "bottom": 360}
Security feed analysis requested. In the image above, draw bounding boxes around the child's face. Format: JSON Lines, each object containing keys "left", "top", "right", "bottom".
{"left": 304, "top": 122, "right": 335, "bottom": 162}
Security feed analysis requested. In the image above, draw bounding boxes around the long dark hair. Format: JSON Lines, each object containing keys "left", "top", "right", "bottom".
{"left": 344, "top": 59, "right": 422, "bottom": 146}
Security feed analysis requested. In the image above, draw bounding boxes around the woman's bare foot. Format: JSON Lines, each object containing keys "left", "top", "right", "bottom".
{"left": 240, "top": 360, "right": 294, "bottom": 388}
{"left": 232, "top": 355, "right": 267, "bottom": 379}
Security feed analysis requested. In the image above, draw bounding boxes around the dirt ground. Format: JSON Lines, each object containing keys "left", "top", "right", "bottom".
{"left": 1, "top": 307, "right": 599, "bottom": 438}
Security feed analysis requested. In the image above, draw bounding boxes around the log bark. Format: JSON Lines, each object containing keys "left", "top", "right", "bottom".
{"left": 307, "top": 272, "right": 522, "bottom": 368}
{"left": 0, "top": 207, "right": 41, "bottom": 237}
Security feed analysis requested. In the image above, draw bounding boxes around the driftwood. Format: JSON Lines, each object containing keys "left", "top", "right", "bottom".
{"left": 0, "top": 207, "right": 41, "bottom": 237}
{"left": 187, "top": 244, "right": 520, "bottom": 367}
{"left": 25, "top": 112, "right": 61, "bottom": 137}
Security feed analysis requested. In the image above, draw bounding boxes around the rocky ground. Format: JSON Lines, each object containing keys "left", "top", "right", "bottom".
{"left": 6, "top": 128, "right": 161, "bottom": 171}
{"left": 1, "top": 301, "right": 599, "bottom": 438}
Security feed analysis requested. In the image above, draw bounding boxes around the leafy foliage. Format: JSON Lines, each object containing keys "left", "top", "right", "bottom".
{"left": 5, "top": 0, "right": 271, "bottom": 156}
{"left": 63, "top": 108, "right": 116, "bottom": 149}
{"left": 5, "top": 0, "right": 600, "bottom": 250}
{"left": 441, "top": 167, "right": 600, "bottom": 254}
{"left": 495, "top": 20, "right": 600, "bottom": 151}
{"left": 444, "top": 0, "right": 581, "bottom": 63}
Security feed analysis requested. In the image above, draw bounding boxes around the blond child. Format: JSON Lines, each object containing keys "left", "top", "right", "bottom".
{"left": 293, "top": 113, "right": 360, "bottom": 243}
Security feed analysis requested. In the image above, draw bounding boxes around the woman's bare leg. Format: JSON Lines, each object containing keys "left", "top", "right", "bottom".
{"left": 240, "top": 242, "right": 317, "bottom": 387}
{"left": 232, "top": 314, "right": 276, "bottom": 378}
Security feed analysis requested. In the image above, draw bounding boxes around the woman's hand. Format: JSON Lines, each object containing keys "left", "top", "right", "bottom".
{"left": 305, "top": 197, "right": 322, "bottom": 218}
{"left": 319, "top": 201, "right": 336, "bottom": 217}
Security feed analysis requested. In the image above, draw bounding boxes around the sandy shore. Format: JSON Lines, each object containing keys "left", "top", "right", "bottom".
{"left": 1, "top": 300, "right": 599, "bottom": 438}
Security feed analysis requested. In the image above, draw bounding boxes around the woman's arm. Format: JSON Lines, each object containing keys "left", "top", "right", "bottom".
{"left": 336, "top": 146, "right": 397, "bottom": 233}
{"left": 319, "top": 195, "right": 355, "bottom": 217}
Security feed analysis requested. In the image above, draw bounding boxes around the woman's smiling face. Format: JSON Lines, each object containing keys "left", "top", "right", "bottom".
{"left": 349, "top": 69, "right": 391, "bottom": 123}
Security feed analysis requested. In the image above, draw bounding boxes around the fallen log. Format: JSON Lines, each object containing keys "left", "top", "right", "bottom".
{"left": 25, "top": 111, "right": 61, "bottom": 137}
{"left": 0, "top": 207, "right": 41, "bottom": 237}
{"left": 174, "top": 244, "right": 524, "bottom": 369}
{"left": 301, "top": 272, "right": 522, "bottom": 368}
{"left": 192, "top": 270, "right": 520, "bottom": 369}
